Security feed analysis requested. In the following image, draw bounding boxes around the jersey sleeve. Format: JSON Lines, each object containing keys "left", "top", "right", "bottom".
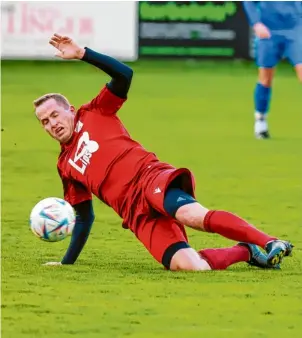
{"left": 80, "top": 85, "right": 126, "bottom": 116}
{"left": 61, "top": 177, "right": 92, "bottom": 206}
{"left": 243, "top": 1, "right": 261, "bottom": 26}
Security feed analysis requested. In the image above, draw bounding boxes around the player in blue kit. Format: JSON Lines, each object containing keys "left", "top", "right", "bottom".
{"left": 243, "top": 1, "right": 302, "bottom": 139}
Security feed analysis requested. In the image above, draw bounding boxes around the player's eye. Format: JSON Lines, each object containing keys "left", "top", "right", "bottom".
{"left": 42, "top": 119, "right": 49, "bottom": 126}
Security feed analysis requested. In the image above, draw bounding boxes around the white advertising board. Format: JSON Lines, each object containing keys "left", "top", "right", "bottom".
{"left": 1, "top": 1, "right": 138, "bottom": 61}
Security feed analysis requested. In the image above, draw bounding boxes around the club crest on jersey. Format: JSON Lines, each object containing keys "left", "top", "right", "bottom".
{"left": 68, "top": 131, "right": 99, "bottom": 174}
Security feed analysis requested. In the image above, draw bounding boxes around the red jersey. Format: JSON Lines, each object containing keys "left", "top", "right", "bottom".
{"left": 57, "top": 86, "right": 160, "bottom": 224}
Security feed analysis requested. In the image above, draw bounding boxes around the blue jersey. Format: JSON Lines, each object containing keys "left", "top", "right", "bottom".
{"left": 243, "top": 1, "right": 302, "bottom": 32}
{"left": 243, "top": 1, "right": 302, "bottom": 67}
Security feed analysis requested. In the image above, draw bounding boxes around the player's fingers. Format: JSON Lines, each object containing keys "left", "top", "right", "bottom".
{"left": 49, "top": 40, "right": 59, "bottom": 48}
{"left": 54, "top": 33, "right": 63, "bottom": 39}
{"left": 262, "top": 31, "right": 270, "bottom": 39}
{"left": 50, "top": 36, "right": 61, "bottom": 43}
{"left": 61, "top": 37, "right": 72, "bottom": 43}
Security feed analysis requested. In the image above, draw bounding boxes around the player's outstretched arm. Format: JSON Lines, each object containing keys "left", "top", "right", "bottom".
{"left": 81, "top": 48, "right": 133, "bottom": 99}
{"left": 60, "top": 200, "right": 95, "bottom": 265}
{"left": 49, "top": 33, "right": 133, "bottom": 99}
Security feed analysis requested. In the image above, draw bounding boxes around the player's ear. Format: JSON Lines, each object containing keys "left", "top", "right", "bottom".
{"left": 69, "top": 105, "right": 76, "bottom": 114}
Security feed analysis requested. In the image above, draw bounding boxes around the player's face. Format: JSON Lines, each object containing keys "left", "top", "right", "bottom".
{"left": 36, "top": 99, "right": 76, "bottom": 143}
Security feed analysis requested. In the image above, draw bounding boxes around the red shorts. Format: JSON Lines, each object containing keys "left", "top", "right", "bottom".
{"left": 135, "top": 216, "right": 189, "bottom": 268}
{"left": 123, "top": 162, "right": 196, "bottom": 268}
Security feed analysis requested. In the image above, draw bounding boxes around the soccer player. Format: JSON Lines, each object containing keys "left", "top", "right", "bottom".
{"left": 34, "top": 34, "right": 293, "bottom": 271}
{"left": 243, "top": 1, "right": 302, "bottom": 139}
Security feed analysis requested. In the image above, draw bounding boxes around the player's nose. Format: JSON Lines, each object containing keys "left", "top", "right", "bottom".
{"left": 49, "top": 118, "right": 58, "bottom": 128}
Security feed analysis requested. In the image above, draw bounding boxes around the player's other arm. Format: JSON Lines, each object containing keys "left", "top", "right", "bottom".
{"left": 243, "top": 1, "right": 271, "bottom": 39}
{"left": 61, "top": 200, "right": 95, "bottom": 264}
{"left": 48, "top": 173, "right": 94, "bottom": 266}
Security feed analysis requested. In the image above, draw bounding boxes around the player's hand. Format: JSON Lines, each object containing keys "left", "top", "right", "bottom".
{"left": 43, "top": 261, "right": 62, "bottom": 266}
{"left": 49, "top": 33, "right": 85, "bottom": 60}
{"left": 253, "top": 23, "right": 271, "bottom": 39}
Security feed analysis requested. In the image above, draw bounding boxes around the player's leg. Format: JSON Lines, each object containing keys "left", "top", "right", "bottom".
{"left": 172, "top": 242, "right": 277, "bottom": 271}
{"left": 295, "top": 64, "right": 302, "bottom": 83}
{"left": 170, "top": 248, "right": 212, "bottom": 271}
{"left": 135, "top": 216, "right": 272, "bottom": 271}
{"left": 168, "top": 189, "right": 293, "bottom": 266}
{"left": 135, "top": 216, "right": 209, "bottom": 271}
{"left": 197, "top": 242, "right": 278, "bottom": 270}
{"left": 143, "top": 168, "right": 291, "bottom": 268}
{"left": 254, "top": 67, "right": 274, "bottom": 139}
{"left": 284, "top": 33, "right": 302, "bottom": 83}
{"left": 253, "top": 36, "right": 283, "bottom": 139}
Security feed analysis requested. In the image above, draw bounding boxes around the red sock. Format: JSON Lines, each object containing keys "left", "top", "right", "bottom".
{"left": 199, "top": 245, "right": 250, "bottom": 270}
{"left": 203, "top": 210, "right": 276, "bottom": 249}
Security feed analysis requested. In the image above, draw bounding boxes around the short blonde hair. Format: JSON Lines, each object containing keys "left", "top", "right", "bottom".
{"left": 33, "top": 93, "right": 70, "bottom": 109}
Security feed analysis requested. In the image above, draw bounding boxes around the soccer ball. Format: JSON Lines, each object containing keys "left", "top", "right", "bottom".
{"left": 29, "top": 197, "right": 75, "bottom": 242}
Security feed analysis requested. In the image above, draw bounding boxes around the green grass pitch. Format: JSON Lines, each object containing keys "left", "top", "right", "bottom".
{"left": 2, "top": 59, "right": 302, "bottom": 338}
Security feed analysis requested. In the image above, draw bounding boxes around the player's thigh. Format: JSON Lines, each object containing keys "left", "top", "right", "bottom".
{"left": 135, "top": 216, "right": 189, "bottom": 269}
{"left": 144, "top": 167, "right": 195, "bottom": 216}
{"left": 285, "top": 37, "right": 302, "bottom": 82}
{"left": 284, "top": 32, "right": 302, "bottom": 74}
{"left": 255, "top": 36, "right": 283, "bottom": 69}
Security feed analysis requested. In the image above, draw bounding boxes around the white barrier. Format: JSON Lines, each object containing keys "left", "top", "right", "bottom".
{"left": 1, "top": 1, "right": 138, "bottom": 61}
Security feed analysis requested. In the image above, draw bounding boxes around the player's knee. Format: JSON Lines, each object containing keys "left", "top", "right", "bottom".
{"left": 170, "top": 248, "right": 211, "bottom": 271}
{"left": 295, "top": 65, "right": 302, "bottom": 83}
{"left": 175, "top": 202, "right": 209, "bottom": 231}
{"left": 258, "top": 68, "right": 274, "bottom": 87}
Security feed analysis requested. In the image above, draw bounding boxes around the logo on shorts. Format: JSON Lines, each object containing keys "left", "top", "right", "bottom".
{"left": 154, "top": 187, "right": 161, "bottom": 194}
{"left": 68, "top": 131, "right": 99, "bottom": 175}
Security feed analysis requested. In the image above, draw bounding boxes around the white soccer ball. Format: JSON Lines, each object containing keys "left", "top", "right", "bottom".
{"left": 29, "top": 197, "right": 75, "bottom": 242}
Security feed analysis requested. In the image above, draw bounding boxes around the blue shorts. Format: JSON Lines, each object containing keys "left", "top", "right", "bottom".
{"left": 255, "top": 31, "right": 302, "bottom": 68}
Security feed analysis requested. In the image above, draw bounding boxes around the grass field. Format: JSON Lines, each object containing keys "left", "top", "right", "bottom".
{"left": 1, "top": 59, "right": 302, "bottom": 338}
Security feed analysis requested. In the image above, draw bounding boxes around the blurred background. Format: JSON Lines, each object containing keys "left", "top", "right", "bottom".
{"left": 1, "top": 1, "right": 255, "bottom": 61}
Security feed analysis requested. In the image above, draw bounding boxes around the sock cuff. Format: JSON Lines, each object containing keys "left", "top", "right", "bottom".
{"left": 203, "top": 210, "right": 216, "bottom": 233}
{"left": 256, "top": 82, "right": 271, "bottom": 92}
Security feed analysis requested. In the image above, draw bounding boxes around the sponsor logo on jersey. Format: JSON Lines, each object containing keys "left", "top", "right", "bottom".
{"left": 68, "top": 131, "right": 99, "bottom": 174}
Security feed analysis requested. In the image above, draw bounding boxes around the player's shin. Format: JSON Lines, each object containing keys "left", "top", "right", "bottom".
{"left": 168, "top": 191, "right": 278, "bottom": 250}
{"left": 254, "top": 82, "right": 271, "bottom": 118}
{"left": 203, "top": 210, "right": 277, "bottom": 249}
{"left": 199, "top": 245, "right": 250, "bottom": 270}
{"left": 175, "top": 203, "right": 277, "bottom": 249}
{"left": 254, "top": 71, "right": 273, "bottom": 138}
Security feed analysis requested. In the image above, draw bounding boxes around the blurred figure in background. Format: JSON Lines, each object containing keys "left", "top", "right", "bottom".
{"left": 243, "top": 1, "right": 302, "bottom": 139}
